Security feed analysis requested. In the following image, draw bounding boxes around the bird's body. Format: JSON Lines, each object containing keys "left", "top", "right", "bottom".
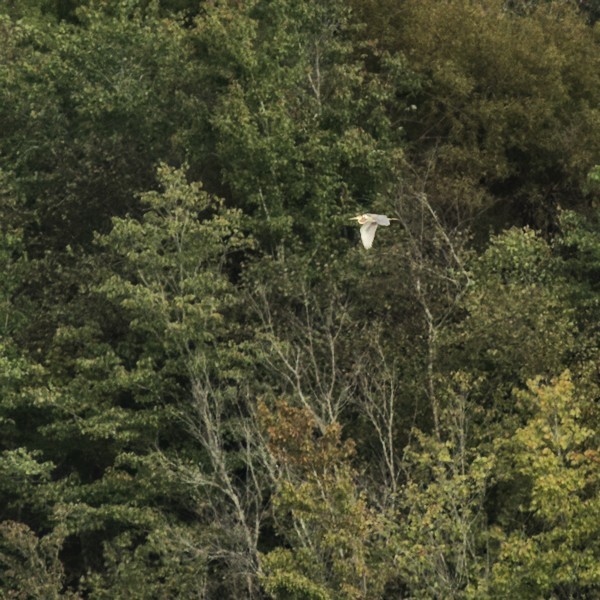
{"left": 351, "top": 213, "right": 397, "bottom": 249}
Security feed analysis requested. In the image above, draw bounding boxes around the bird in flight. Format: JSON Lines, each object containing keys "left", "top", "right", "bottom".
{"left": 351, "top": 213, "right": 397, "bottom": 249}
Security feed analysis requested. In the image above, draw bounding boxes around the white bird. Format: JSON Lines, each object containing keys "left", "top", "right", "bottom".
{"left": 350, "top": 213, "right": 397, "bottom": 249}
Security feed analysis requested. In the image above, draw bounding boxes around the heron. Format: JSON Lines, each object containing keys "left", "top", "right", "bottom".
{"left": 351, "top": 213, "right": 398, "bottom": 249}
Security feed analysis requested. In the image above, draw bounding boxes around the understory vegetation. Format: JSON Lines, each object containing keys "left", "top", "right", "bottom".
{"left": 1, "top": 0, "right": 600, "bottom": 597}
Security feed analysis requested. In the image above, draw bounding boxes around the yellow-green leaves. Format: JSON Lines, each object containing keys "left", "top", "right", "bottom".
{"left": 491, "top": 372, "right": 600, "bottom": 596}
{"left": 0, "top": 520, "right": 78, "bottom": 600}
{"left": 259, "top": 400, "right": 391, "bottom": 599}
{"left": 514, "top": 372, "right": 598, "bottom": 518}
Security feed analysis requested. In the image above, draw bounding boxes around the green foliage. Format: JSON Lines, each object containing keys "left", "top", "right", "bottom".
{"left": 0, "top": 7, "right": 192, "bottom": 252}
{"left": 189, "top": 0, "right": 407, "bottom": 251}
{"left": 558, "top": 209, "right": 600, "bottom": 292}
{"left": 392, "top": 374, "right": 495, "bottom": 598}
{"left": 96, "top": 163, "right": 250, "bottom": 377}
{"left": 0, "top": 170, "right": 30, "bottom": 341}
{"left": 445, "top": 226, "right": 576, "bottom": 416}
{"left": 261, "top": 548, "right": 333, "bottom": 600}
{"left": 585, "top": 164, "right": 600, "bottom": 193}
{"left": 76, "top": 164, "right": 259, "bottom": 597}
{"left": 354, "top": 0, "right": 600, "bottom": 227}
{"left": 4, "top": 163, "right": 255, "bottom": 595}
{"left": 0, "top": 449, "right": 54, "bottom": 515}
{"left": 81, "top": 525, "right": 209, "bottom": 599}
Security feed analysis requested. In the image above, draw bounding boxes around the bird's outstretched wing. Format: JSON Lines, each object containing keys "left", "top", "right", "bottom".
{"left": 360, "top": 221, "right": 378, "bottom": 249}
{"left": 371, "top": 214, "right": 391, "bottom": 226}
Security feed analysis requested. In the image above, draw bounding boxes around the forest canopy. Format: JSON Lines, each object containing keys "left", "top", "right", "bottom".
{"left": 1, "top": 0, "right": 599, "bottom": 598}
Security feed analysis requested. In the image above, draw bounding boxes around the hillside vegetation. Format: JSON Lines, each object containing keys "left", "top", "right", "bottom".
{"left": 1, "top": 1, "right": 599, "bottom": 597}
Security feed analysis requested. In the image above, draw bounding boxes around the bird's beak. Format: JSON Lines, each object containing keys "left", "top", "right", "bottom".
{"left": 349, "top": 216, "right": 360, "bottom": 221}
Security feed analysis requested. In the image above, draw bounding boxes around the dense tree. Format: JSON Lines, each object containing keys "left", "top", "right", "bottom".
{"left": 184, "top": 0, "right": 408, "bottom": 253}
{"left": 490, "top": 371, "right": 600, "bottom": 597}
{"left": 1, "top": 0, "right": 599, "bottom": 597}
{"left": 259, "top": 400, "right": 395, "bottom": 599}
{"left": 352, "top": 0, "right": 600, "bottom": 229}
